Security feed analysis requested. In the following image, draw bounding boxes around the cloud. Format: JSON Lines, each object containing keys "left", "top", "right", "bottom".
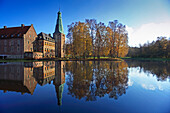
{"left": 158, "top": 85, "right": 163, "bottom": 91}
{"left": 128, "top": 79, "right": 133, "bottom": 86}
{"left": 127, "top": 22, "right": 170, "bottom": 47}
{"left": 142, "top": 84, "right": 156, "bottom": 90}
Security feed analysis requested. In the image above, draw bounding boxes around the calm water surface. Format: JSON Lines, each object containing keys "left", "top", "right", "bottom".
{"left": 0, "top": 60, "right": 169, "bottom": 113}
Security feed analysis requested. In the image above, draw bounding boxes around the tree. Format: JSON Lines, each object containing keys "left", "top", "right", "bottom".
{"left": 66, "top": 19, "right": 129, "bottom": 58}
{"left": 127, "top": 36, "right": 170, "bottom": 58}
{"left": 86, "top": 19, "right": 97, "bottom": 58}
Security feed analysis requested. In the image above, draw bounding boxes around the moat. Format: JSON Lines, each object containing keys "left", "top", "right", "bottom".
{"left": 0, "top": 60, "right": 169, "bottom": 113}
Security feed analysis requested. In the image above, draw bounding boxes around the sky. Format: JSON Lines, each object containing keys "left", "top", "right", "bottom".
{"left": 0, "top": 0, "right": 170, "bottom": 46}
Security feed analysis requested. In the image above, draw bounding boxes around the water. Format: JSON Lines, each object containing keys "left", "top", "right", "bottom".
{"left": 0, "top": 60, "right": 169, "bottom": 113}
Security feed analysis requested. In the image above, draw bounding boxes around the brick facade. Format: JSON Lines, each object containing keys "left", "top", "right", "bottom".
{"left": 34, "top": 32, "right": 55, "bottom": 58}
{"left": 0, "top": 24, "right": 37, "bottom": 59}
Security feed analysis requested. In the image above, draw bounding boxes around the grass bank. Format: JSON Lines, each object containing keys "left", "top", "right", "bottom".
{"left": 121, "top": 57, "right": 170, "bottom": 61}
{"left": 0, "top": 57, "right": 123, "bottom": 62}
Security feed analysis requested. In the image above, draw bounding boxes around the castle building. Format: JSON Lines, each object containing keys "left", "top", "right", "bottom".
{"left": 0, "top": 11, "right": 65, "bottom": 59}
{"left": 53, "top": 11, "right": 65, "bottom": 58}
{"left": 34, "top": 32, "right": 55, "bottom": 58}
{"left": 0, "top": 24, "right": 37, "bottom": 59}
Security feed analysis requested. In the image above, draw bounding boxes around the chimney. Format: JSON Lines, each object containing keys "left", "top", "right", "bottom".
{"left": 49, "top": 33, "right": 51, "bottom": 37}
{"left": 4, "top": 26, "right": 7, "bottom": 29}
{"left": 21, "top": 24, "right": 25, "bottom": 27}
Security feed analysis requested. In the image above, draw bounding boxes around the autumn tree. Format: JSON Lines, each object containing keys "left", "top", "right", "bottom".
{"left": 66, "top": 19, "right": 129, "bottom": 58}
{"left": 86, "top": 19, "right": 97, "bottom": 58}
{"left": 66, "top": 22, "right": 92, "bottom": 58}
{"left": 109, "top": 20, "right": 129, "bottom": 57}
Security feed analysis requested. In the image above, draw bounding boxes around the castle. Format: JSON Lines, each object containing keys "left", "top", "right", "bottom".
{"left": 0, "top": 11, "right": 65, "bottom": 59}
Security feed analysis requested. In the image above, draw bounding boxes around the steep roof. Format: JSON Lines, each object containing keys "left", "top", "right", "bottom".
{"left": 54, "top": 11, "right": 64, "bottom": 34}
{"left": 0, "top": 25, "right": 31, "bottom": 38}
{"left": 37, "top": 32, "right": 55, "bottom": 42}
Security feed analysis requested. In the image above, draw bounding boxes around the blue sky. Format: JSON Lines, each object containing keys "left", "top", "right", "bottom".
{"left": 0, "top": 0, "right": 170, "bottom": 46}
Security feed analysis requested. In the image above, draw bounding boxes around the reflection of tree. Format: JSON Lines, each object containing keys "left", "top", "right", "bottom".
{"left": 126, "top": 60, "right": 170, "bottom": 81}
{"left": 66, "top": 61, "right": 128, "bottom": 101}
{"left": 66, "top": 61, "right": 93, "bottom": 100}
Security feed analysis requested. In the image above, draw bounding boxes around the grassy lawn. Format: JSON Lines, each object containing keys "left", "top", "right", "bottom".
{"left": 121, "top": 57, "right": 170, "bottom": 61}
{"left": 0, "top": 57, "right": 123, "bottom": 62}
{"left": 1, "top": 57, "right": 169, "bottom": 62}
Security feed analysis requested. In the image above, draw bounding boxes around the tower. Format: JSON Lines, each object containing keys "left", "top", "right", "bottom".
{"left": 53, "top": 11, "right": 65, "bottom": 58}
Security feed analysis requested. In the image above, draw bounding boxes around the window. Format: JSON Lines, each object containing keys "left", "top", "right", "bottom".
{"left": 10, "top": 40, "right": 14, "bottom": 46}
{"left": 11, "top": 35, "right": 13, "bottom": 37}
{"left": 17, "top": 40, "right": 20, "bottom": 45}
{"left": 4, "top": 40, "right": 7, "bottom": 46}
{"left": 17, "top": 47, "right": 20, "bottom": 52}
{"left": 29, "top": 35, "right": 31, "bottom": 38}
{"left": 28, "top": 41, "right": 29, "bottom": 44}
{"left": 11, "top": 46, "right": 14, "bottom": 52}
{"left": 17, "top": 34, "right": 20, "bottom": 37}
{"left": 4, "top": 47, "right": 7, "bottom": 52}
{"left": 1, "top": 35, "right": 3, "bottom": 38}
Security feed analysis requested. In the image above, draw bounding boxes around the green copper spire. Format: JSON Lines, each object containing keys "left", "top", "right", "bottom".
{"left": 55, "top": 11, "right": 64, "bottom": 34}
{"left": 55, "top": 84, "right": 64, "bottom": 106}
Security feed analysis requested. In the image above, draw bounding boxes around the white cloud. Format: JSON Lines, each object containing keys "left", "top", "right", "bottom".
{"left": 142, "top": 84, "right": 156, "bottom": 90}
{"left": 158, "top": 85, "right": 163, "bottom": 91}
{"left": 128, "top": 79, "right": 133, "bottom": 86}
{"left": 127, "top": 22, "right": 170, "bottom": 47}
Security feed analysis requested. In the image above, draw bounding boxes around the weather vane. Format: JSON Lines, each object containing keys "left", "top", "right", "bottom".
{"left": 59, "top": 0, "right": 60, "bottom": 11}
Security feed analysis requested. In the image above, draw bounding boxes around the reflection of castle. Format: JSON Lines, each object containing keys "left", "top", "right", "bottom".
{"left": 33, "top": 61, "right": 56, "bottom": 86}
{"left": 0, "top": 62, "right": 37, "bottom": 95}
{"left": 0, "top": 61, "right": 65, "bottom": 105}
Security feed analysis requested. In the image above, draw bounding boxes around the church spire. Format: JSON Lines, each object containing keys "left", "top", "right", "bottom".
{"left": 55, "top": 11, "right": 64, "bottom": 34}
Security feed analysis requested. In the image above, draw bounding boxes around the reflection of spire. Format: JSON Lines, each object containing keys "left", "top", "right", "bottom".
{"left": 55, "top": 84, "right": 64, "bottom": 106}
{"left": 54, "top": 61, "right": 65, "bottom": 106}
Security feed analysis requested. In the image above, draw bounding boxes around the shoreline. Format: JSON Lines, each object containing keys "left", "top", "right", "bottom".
{"left": 0, "top": 57, "right": 169, "bottom": 62}
{"left": 122, "top": 57, "right": 170, "bottom": 61}
{"left": 0, "top": 58, "right": 123, "bottom": 62}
